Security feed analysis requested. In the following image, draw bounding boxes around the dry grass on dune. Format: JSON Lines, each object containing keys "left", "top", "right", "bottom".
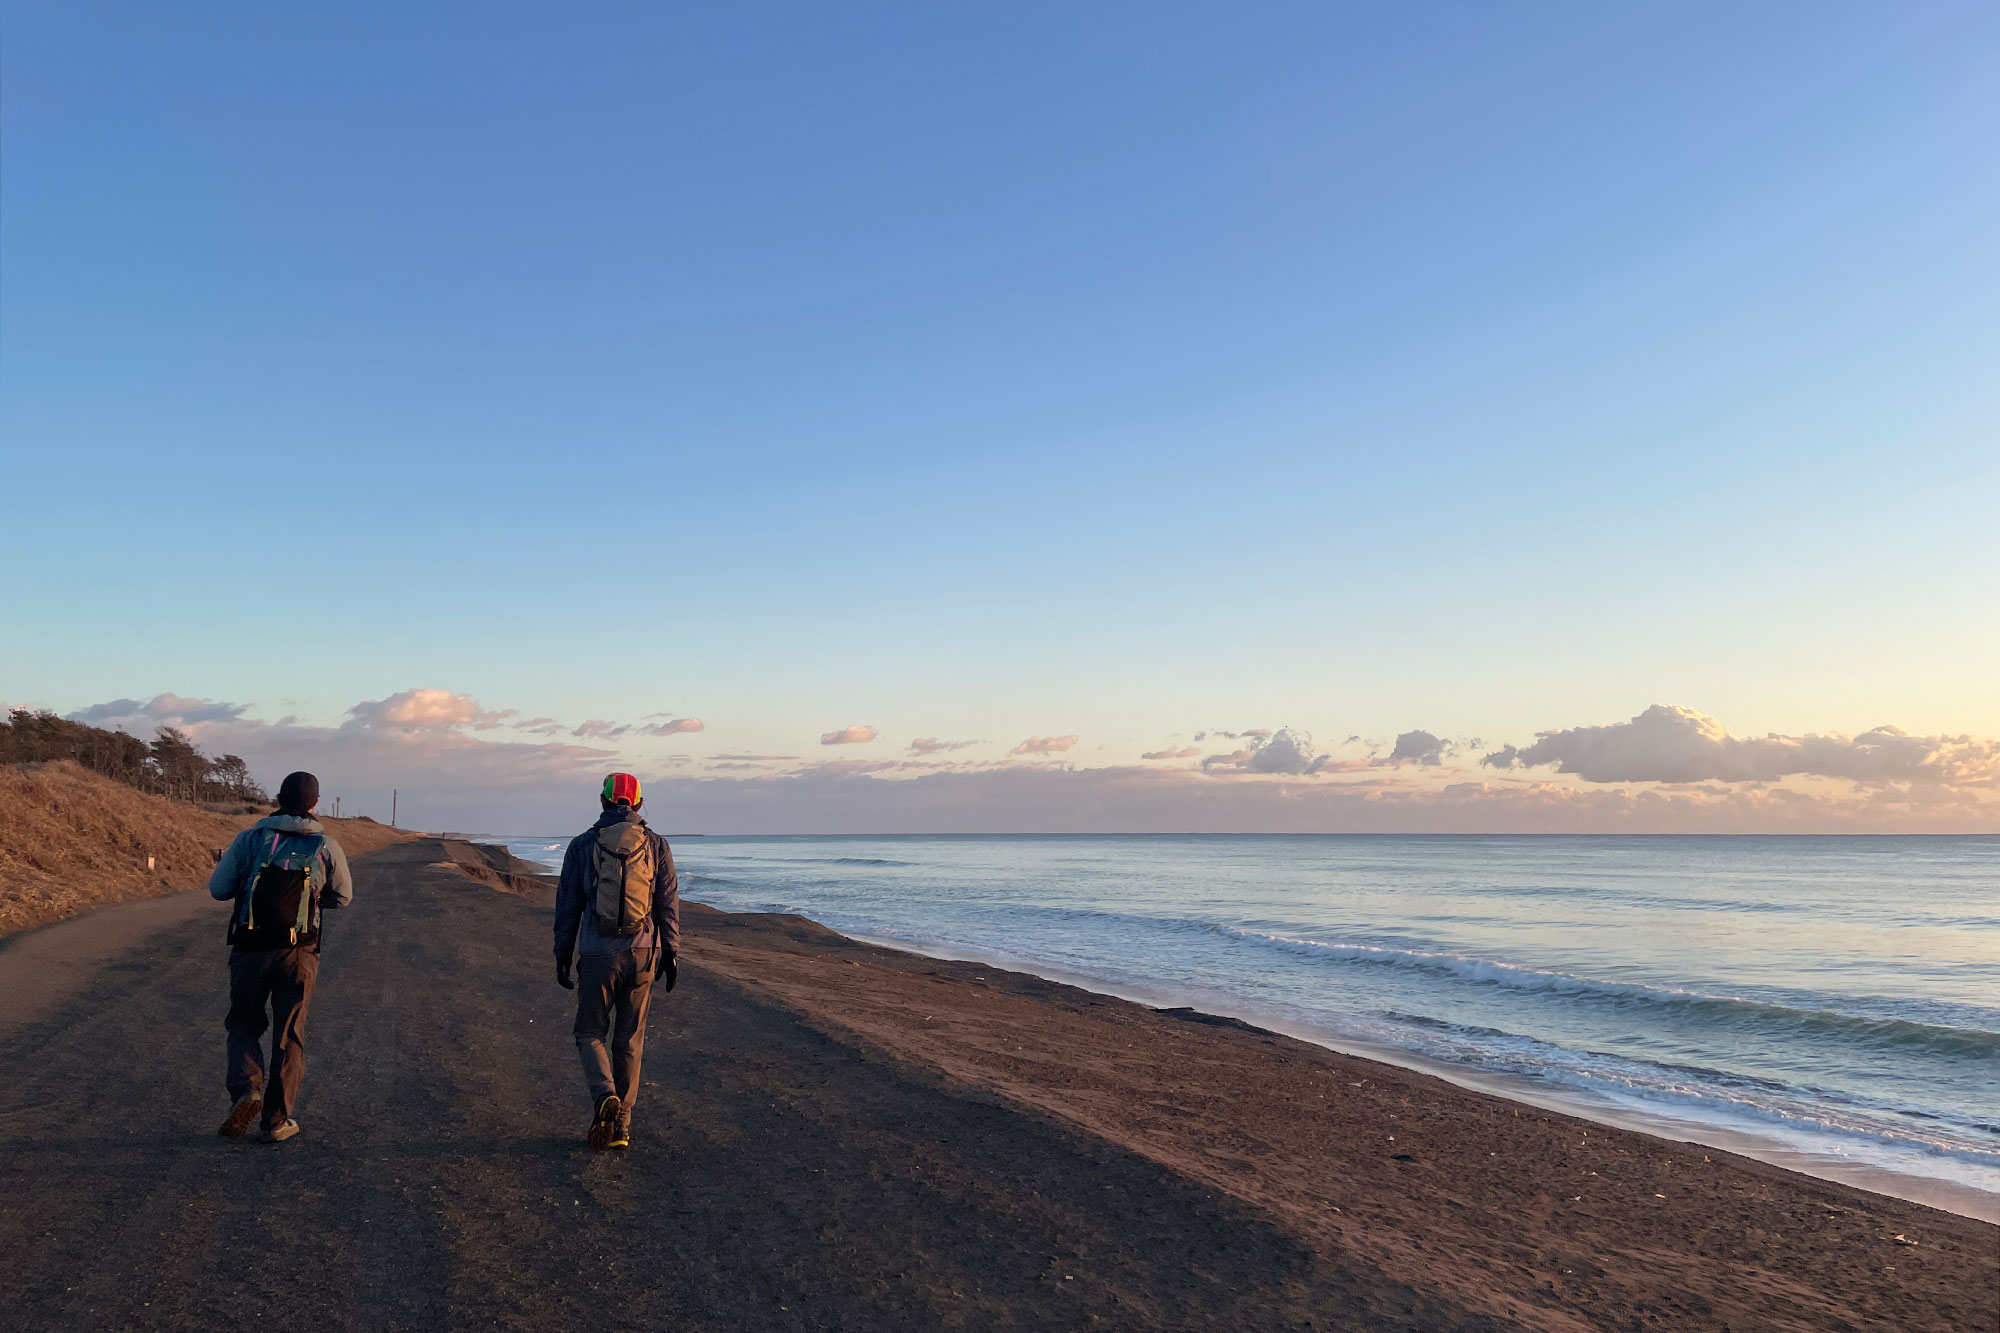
{"left": 0, "top": 761, "right": 415, "bottom": 936}
{"left": 310, "top": 812, "right": 419, "bottom": 858}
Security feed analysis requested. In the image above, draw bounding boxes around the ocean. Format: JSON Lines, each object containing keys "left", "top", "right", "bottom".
{"left": 498, "top": 832, "right": 1999, "bottom": 1209}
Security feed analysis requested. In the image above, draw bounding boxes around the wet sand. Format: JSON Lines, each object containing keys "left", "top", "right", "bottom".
{"left": 0, "top": 838, "right": 1991, "bottom": 1331}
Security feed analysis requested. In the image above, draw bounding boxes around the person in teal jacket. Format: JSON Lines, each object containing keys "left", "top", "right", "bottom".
{"left": 207, "top": 770, "right": 352, "bottom": 1143}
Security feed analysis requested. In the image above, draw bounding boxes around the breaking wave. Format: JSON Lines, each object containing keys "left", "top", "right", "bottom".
{"left": 1211, "top": 925, "right": 2000, "bottom": 1059}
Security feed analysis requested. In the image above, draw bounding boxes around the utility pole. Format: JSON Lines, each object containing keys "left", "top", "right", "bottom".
{"left": 392, "top": 789, "right": 398, "bottom": 828}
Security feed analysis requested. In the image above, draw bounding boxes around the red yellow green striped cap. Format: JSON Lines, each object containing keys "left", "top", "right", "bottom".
{"left": 602, "top": 772, "right": 643, "bottom": 807}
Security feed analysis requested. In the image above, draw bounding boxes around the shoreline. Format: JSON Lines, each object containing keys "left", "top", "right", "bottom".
{"left": 831, "top": 925, "right": 2000, "bottom": 1226}
{"left": 491, "top": 830, "right": 1997, "bottom": 1225}
{"left": 678, "top": 892, "right": 1997, "bottom": 1329}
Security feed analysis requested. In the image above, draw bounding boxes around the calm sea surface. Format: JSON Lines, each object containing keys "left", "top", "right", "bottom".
{"left": 500, "top": 833, "right": 1999, "bottom": 1202}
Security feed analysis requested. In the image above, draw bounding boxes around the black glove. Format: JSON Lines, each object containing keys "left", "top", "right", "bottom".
{"left": 555, "top": 958, "right": 574, "bottom": 990}
{"left": 658, "top": 952, "right": 678, "bottom": 992}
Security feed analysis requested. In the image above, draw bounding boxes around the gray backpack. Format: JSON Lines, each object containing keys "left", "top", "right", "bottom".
{"left": 591, "top": 823, "right": 656, "bottom": 936}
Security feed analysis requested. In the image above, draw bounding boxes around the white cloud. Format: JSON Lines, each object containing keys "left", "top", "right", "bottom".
{"left": 1388, "top": 730, "right": 1448, "bottom": 767}
{"left": 568, "top": 716, "right": 703, "bottom": 740}
{"left": 1482, "top": 705, "right": 2000, "bottom": 786}
{"left": 1203, "top": 727, "right": 1331, "bottom": 775}
{"left": 1010, "top": 734, "right": 1078, "bottom": 755}
{"left": 808, "top": 757, "right": 903, "bottom": 776}
{"left": 909, "top": 737, "right": 981, "bottom": 755}
{"left": 820, "top": 724, "right": 878, "bottom": 746}
{"left": 1197, "top": 728, "right": 1273, "bottom": 742}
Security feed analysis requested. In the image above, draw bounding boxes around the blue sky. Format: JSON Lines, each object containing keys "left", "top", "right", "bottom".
{"left": 4, "top": 4, "right": 1996, "bottom": 831}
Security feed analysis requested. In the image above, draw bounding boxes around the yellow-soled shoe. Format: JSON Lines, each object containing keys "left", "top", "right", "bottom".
{"left": 587, "top": 1094, "right": 621, "bottom": 1150}
{"left": 218, "top": 1095, "right": 262, "bottom": 1138}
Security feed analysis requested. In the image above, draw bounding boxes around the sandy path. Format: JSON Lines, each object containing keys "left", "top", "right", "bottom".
{"left": 0, "top": 839, "right": 1990, "bottom": 1332}
{"left": 0, "top": 887, "right": 213, "bottom": 1037}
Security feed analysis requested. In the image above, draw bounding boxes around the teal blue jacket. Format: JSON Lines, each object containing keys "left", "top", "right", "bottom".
{"left": 207, "top": 814, "right": 353, "bottom": 947}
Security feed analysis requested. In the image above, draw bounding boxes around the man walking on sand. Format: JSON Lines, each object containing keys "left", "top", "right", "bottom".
{"left": 208, "top": 770, "right": 352, "bottom": 1143}
{"left": 554, "top": 772, "right": 680, "bottom": 1150}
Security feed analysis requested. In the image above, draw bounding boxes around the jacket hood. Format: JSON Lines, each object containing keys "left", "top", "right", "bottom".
{"left": 594, "top": 808, "right": 646, "bottom": 830}
{"left": 255, "top": 814, "right": 325, "bottom": 834}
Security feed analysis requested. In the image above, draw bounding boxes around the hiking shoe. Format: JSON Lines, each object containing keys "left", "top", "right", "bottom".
{"left": 609, "top": 1123, "right": 631, "bottom": 1151}
{"left": 218, "top": 1095, "right": 263, "bottom": 1138}
{"left": 264, "top": 1119, "right": 301, "bottom": 1143}
{"left": 587, "top": 1095, "right": 621, "bottom": 1150}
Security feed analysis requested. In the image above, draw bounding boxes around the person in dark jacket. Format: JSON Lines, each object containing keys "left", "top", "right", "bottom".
{"left": 553, "top": 772, "right": 680, "bottom": 1150}
{"left": 207, "top": 770, "right": 352, "bottom": 1143}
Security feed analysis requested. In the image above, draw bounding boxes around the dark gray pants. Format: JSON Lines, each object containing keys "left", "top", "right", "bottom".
{"left": 225, "top": 947, "right": 319, "bottom": 1128}
{"left": 573, "top": 950, "right": 656, "bottom": 1126}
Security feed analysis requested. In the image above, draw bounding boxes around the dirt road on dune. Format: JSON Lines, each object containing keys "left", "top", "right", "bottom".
{"left": 0, "top": 840, "right": 1486, "bottom": 1332}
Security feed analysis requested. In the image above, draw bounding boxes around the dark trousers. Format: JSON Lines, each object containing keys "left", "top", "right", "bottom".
{"left": 573, "top": 949, "right": 656, "bottom": 1126}
{"left": 225, "top": 947, "right": 319, "bottom": 1127}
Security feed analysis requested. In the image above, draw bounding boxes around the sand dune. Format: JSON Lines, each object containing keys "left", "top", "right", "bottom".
{"left": 0, "top": 761, "right": 416, "bottom": 936}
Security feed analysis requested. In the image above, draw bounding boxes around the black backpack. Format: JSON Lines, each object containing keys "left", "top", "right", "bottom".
{"left": 228, "top": 830, "right": 326, "bottom": 951}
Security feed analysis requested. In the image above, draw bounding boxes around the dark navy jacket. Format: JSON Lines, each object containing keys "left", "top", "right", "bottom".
{"left": 553, "top": 807, "right": 680, "bottom": 962}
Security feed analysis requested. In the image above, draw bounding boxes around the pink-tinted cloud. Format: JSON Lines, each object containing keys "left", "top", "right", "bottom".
{"left": 1142, "top": 746, "right": 1200, "bottom": 760}
{"left": 639, "top": 717, "right": 704, "bottom": 736}
{"left": 1011, "top": 734, "right": 1078, "bottom": 755}
{"left": 820, "top": 724, "right": 878, "bottom": 746}
{"left": 347, "top": 688, "right": 514, "bottom": 732}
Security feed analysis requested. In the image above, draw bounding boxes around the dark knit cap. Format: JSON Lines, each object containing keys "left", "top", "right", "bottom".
{"left": 277, "top": 771, "right": 320, "bottom": 816}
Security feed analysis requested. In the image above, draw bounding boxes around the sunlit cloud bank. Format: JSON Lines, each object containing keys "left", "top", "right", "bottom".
{"left": 71, "top": 693, "right": 249, "bottom": 726}
{"left": 637, "top": 767, "right": 2000, "bottom": 835}
{"left": 58, "top": 689, "right": 611, "bottom": 831}
{"left": 1483, "top": 705, "right": 2000, "bottom": 787}
{"left": 45, "top": 692, "right": 2000, "bottom": 833}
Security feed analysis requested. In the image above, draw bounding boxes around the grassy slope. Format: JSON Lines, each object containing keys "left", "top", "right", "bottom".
{"left": 0, "top": 761, "right": 415, "bottom": 936}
